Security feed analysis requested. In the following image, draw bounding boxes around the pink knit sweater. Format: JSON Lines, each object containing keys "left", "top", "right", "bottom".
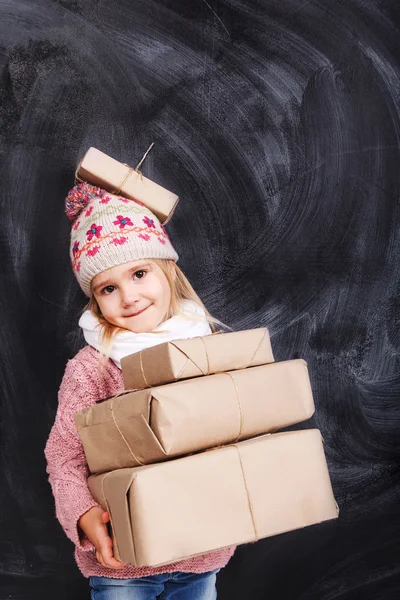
{"left": 44, "top": 345, "right": 235, "bottom": 579}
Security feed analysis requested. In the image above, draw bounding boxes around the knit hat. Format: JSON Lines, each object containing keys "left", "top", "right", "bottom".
{"left": 66, "top": 182, "right": 179, "bottom": 296}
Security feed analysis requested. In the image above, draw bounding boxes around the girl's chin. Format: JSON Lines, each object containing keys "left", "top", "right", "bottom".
{"left": 111, "top": 308, "right": 169, "bottom": 333}
{"left": 123, "top": 315, "right": 166, "bottom": 334}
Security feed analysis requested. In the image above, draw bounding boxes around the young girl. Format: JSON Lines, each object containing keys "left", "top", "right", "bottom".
{"left": 44, "top": 182, "right": 235, "bottom": 600}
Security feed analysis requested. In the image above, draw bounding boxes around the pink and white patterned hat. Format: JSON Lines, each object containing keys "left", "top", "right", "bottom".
{"left": 66, "top": 183, "right": 179, "bottom": 296}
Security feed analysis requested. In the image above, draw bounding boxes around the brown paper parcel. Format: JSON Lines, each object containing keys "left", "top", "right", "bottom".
{"left": 88, "top": 429, "right": 339, "bottom": 567}
{"left": 75, "top": 359, "right": 315, "bottom": 474}
{"left": 76, "top": 147, "right": 179, "bottom": 224}
{"left": 121, "top": 328, "right": 274, "bottom": 389}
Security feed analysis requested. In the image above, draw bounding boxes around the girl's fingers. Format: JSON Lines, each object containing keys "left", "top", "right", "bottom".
{"left": 96, "top": 538, "right": 126, "bottom": 570}
{"left": 95, "top": 550, "right": 106, "bottom": 568}
{"left": 102, "top": 543, "right": 126, "bottom": 567}
{"left": 105, "top": 557, "right": 126, "bottom": 569}
{"left": 94, "top": 515, "right": 127, "bottom": 570}
{"left": 96, "top": 551, "right": 126, "bottom": 569}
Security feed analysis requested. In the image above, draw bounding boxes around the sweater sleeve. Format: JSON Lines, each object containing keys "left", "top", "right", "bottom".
{"left": 44, "top": 355, "right": 102, "bottom": 551}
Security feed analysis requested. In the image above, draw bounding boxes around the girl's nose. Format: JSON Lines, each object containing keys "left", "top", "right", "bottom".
{"left": 120, "top": 285, "right": 140, "bottom": 307}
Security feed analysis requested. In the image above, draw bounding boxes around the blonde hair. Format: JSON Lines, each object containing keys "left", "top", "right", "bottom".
{"left": 86, "top": 259, "right": 223, "bottom": 363}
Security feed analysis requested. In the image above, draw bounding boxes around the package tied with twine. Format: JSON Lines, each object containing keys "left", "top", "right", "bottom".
{"left": 121, "top": 328, "right": 274, "bottom": 390}
{"left": 88, "top": 429, "right": 339, "bottom": 567}
{"left": 75, "top": 147, "right": 179, "bottom": 224}
{"left": 75, "top": 359, "right": 315, "bottom": 474}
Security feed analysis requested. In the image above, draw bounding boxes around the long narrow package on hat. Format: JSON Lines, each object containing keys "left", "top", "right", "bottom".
{"left": 88, "top": 429, "right": 339, "bottom": 568}
{"left": 75, "top": 359, "right": 315, "bottom": 474}
{"left": 122, "top": 328, "right": 275, "bottom": 389}
{"left": 76, "top": 147, "right": 179, "bottom": 224}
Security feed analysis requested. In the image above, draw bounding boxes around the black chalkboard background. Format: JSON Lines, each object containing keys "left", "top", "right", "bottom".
{"left": 1, "top": 0, "right": 399, "bottom": 598}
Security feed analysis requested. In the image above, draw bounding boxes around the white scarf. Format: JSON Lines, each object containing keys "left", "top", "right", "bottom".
{"left": 79, "top": 299, "right": 212, "bottom": 369}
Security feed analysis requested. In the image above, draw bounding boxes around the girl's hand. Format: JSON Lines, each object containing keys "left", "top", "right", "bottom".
{"left": 78, "top": 507, "right": 126, "bottom": 569}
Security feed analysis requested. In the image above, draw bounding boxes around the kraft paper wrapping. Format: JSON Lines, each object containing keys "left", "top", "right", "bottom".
{"left": 76, "top": 147, "right": 179, "bottom": 224}
{"left": 121, "top": 328, "right": 274, "bottom": 389}
{"left": 88, "top": 430, "right": 339, "bottom": 567}
{"left": 75, "top": 359, "right": 315, "bottom": 474}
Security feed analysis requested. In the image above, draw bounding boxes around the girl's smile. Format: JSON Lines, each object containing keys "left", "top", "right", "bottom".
{"left": 92, "top": 260, "right": 174, "bottom": 333}
{"left": 124, "top": 305, "right": 151, "bottom": 318}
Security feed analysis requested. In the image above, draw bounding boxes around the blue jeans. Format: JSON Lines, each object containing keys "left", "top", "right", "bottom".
{"left": 89, "top": 570, "right": 219, "bottom": 599}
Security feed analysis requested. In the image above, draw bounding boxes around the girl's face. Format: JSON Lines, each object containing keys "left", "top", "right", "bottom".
{"left": 92, "top": 260, "right": 174, "bottom": 333}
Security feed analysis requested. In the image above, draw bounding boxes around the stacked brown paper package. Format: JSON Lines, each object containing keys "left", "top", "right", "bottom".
{"left": 76, "top": 328, "right": 339, "bottom": 567}
{"left": 120, "top": 328, "right": 275, "bottom": 388}
{"left": 88, "top": 430, "right": 338, "bottom": 567}
{"left": 76, "top": 147, "right": 179, "bottom": 224}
